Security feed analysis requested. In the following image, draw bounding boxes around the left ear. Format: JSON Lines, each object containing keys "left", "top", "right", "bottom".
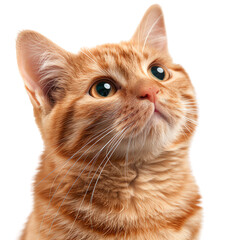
{"left": 131, "top": 4, "right": 168, "bottom": 52}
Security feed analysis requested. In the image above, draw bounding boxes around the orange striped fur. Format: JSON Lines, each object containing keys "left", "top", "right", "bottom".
{"left": 17, "top": 5, "right": 202, "bottom": 240}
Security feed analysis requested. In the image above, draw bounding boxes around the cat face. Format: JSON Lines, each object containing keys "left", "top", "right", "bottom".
{"left": 16, "top": 5, "right": 197, "bottom": 161}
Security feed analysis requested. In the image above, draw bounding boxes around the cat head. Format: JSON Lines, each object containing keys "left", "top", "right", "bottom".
{"left": 16, "top": 5, "right": 197, "bottom": 160}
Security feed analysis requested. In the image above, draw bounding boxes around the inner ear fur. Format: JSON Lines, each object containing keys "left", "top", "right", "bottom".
{"left": 16, "top": 30, "right": 72, "bottom": 113}
{"left": 131, "top": 4, "right": 168, "bottom": 53}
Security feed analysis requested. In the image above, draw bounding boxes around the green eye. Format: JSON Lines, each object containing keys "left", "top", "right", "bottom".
{"left": 151, "top": 66, "right": 166, "bottom": 81}
{"left": 90, "top": 81, "right": 117, "bottom": 98}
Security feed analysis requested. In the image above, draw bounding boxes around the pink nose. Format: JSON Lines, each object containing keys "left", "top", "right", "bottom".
{"left": 139, "top": 86, "right": 159, "bottom": 103}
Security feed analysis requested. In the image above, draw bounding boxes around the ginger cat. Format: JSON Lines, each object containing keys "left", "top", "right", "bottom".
{"left": 16, "top": 4, "right": 202, "bottom": 240}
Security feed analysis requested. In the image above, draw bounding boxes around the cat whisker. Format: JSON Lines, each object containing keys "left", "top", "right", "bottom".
{"left": 46, "top": 113, "right": 134, "bottom": 238}
{"left": 147, "top": 35, "right": 167, "bottom": 46}
{"left": 47, "top": 118, "right": 123, "bottom": 197}
{"left": 185, "top": 113, "right": 198, "bottom": 119}
{"left": 36, "top": 129, "right": 110, "bottom": 189}
{"left": 183, "top": 121, "right": 195, "bottom": 135}
{"left": 85, "top": 48, "right": 112, "bottom": 77}
{"left": 175, "top": 107, "right": 198, "bottom": 117}
{"left": 66, "top": 125, "right": 130, "bottom": 237}
{"left": 183, "top": 123, "right": 192, "bottom": 134}
{"left": 79, "top": 49, "right": 109, "bottom": 76}
{"left": 46, "top": 132, "right": 121, "bottom": 237}
{"left": 184, "top": 106, "right": 197, "bottom": 110}
{"left": 90, "top": 130, "right": 127, "bottom": 207}
{"left": 183, "top": 101, "right": 197, "bottom": 105}
{"left": 37, "top": 110, "right": 130, "bottom": 193}
{"left": 183, "top": 104, "right": 197, "bottom": 108}
{"left": 49, "top": 127, "right": 127, "bottom": 238}
{"left": 141, "top": 118, "right": 153, "bottom": 149}
{"left": 38, "top": 122, "right": 123, "bottom": 239}
{"left": 88, "top": 128, "right": 128, "bottom": 229}
{"left": 180, "top": 128, "right": 189, "bottom": 140}
{"left": 184, "top": 116, "right": 198, "bottom": 126}
{"left": 184, "top": 109, "right": 197, "bottom": 112}
{"left": 125, "top": 132, "right": 133, "bottom": 180}
{"left": 142, "top": 15, "right": 161, "bottom": 52}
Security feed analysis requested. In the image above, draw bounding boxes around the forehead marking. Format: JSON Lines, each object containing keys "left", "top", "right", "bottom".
{"left": 90, "top": 45, "right": 150, "bottom": 86}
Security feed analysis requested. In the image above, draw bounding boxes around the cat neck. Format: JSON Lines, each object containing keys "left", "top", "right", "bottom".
{"left": 36, "top": 143, "right": 193, "bottom": 211}
{"left": 33, "top": 144, "right": 200, "bottom": 239}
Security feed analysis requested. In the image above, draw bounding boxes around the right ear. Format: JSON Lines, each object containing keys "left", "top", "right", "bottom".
{"left": 131, "top": 5, "right": 168, "bottom": 53}
{"left": 16, "top": 30, "right": 72, "bottom": 113}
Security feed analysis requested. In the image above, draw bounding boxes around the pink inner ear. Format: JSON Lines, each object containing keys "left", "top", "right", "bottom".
{"left": 131, "top": 4, "right": 168, "bottom": 52}
{"left": 16, "top": 31, "right": 69, "bottom": 109}
{"left": 18, "top": 42, "right": 43, "bottom": 94}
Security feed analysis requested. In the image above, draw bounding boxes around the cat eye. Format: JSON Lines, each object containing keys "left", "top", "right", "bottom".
{"left": 150, "top": 65, "right": 169, "bottom": 81}
{"left": 89, "top": 80, "right": 117, "bottom": 98}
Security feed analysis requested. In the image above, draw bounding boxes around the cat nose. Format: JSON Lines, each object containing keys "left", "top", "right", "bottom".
{"left": 138, "top": 86, "right": 160, "bottom": 103}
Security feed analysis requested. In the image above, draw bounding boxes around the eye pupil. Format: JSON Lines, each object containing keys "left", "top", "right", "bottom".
{"left": 96, "top": 82, "right": 112, "bottom": 97}
{"left": 151, "top": 66, "right": 165, "bottom": 80}
{"left": 90, "top": 80, "right": 117, "bottom": 98}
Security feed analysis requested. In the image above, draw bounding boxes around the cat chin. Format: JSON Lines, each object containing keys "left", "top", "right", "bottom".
{"left": 115, "top": 116, "right": 184, "bottom": 158}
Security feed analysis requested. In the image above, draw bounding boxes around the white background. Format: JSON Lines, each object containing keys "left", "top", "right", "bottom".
{"left": 1, "top": 0, "right": 240, "bottom": 239}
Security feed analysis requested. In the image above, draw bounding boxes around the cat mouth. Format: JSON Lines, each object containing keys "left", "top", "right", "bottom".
{"left": 153, "top": 105, "right": 170, "bottom": 123}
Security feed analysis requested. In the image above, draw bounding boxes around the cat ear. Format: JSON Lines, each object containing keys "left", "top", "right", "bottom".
{"left": 131, "top": 4, "right": 168, "bottom": 52}
{"left": 16, "top": 30, "right": 71, "bottom": 113}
